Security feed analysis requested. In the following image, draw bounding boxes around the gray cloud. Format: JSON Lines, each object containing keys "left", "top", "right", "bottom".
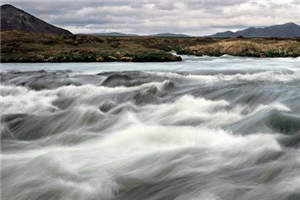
{"left": 1, "top": 0, "right": 300, "bottom": 35}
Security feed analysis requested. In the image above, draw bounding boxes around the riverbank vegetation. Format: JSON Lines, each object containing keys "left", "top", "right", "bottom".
{"left": 1, "top": 31, "right": 300, "bottom": 62}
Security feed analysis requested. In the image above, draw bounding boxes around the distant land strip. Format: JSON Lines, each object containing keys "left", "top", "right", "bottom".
{"left": 1, "top": 31, "right": 300, "bottom": 63}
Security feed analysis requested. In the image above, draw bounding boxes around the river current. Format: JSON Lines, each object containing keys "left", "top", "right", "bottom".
{"left": 1, "top": 55, "right": 300, "bottom": 200}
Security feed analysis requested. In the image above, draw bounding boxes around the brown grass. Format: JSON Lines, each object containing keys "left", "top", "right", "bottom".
{"left": 1, "top": 31, "right": 300, "bottom": 62}
{"left": 183, "top": 38, "right": 300, "bottom": 57}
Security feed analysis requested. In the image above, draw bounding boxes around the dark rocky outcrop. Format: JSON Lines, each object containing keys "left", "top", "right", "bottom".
{"left": 101, "top": 74, "right": 132, "bottom": 87}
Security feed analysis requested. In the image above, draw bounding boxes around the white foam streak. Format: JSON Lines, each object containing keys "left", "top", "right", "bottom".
{"left": 150, "top": 71, "right": 300, "bottom": 84}
{"left": 141, "top": 95, "right": 242, "bottom": 127}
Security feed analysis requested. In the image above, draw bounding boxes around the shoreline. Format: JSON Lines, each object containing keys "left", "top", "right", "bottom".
{"left": 2, "top": 53, "right": 299, "bottom": 63}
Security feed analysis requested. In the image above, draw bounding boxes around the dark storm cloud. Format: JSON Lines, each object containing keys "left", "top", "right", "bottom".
{"left": 1, "top": 0, "right": 300, "bottom": 35}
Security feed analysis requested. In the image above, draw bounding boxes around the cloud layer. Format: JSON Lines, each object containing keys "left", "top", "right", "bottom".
{"left": 2, "top": 0, "right": 300, "bottom": 35}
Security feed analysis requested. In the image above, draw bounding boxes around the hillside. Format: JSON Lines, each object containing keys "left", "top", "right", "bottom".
{"left": 0, "top": 4, "right": 71, "bottom": 35}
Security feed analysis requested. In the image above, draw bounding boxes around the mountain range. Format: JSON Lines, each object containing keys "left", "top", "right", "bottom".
{"left": 0, "top": 4, "right": 71, "bottom": 35}
{"left": 150, "top": 33, "right": 190, "bottom": 37}
{"left": 211, "top": 23, "right": 300, "bottom": 38}
{"left": 1, "top": 4, "right": 300, "bottom": 38}
{"left": 93, "top": 32, "right": 190, "bottom": 37}
{"left": 92, "top": 32, "right": 139, "bottom": 37}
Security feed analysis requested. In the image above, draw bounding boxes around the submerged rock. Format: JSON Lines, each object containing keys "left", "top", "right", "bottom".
{"left": 101, "top": 74, "right": 132, "bottom": 87}
{"left": 52, "top": 97, "right": 75, "bottom": 110}
{"left": 162, "top": 81, "right": 175, "bottom": 90}
{"left": 99, "top": 101, "right": 116, "bottom": 113}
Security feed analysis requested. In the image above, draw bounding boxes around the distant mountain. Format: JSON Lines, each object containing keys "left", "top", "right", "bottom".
{"left": 151, "top": 33, "right": 190, "bottom": 37}
{"left": 92, "top": 32, "right": 191, "bottom": 37}
{"left": 0, "top": 4, "right": 71, "bottom": 35}
{"left": 93, "top": 32, "right": 139, "bottom": 37}
{"left": 211, "top": 23, "right": 300, "bottom": 38}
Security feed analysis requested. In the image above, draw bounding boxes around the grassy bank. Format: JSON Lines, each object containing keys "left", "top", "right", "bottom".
{"left": 0, "top": 31, "right": 182, "bottom": 62}
{"left": 1, "top": 31, "right": 300, "bottom": 63}
{"left": 178, "top": 38, "right": 300, "bottom": 57}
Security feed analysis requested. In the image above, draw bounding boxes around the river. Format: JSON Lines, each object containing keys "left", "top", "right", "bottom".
{"left": 1, "top": 55, "right": 300, "bottom": 200}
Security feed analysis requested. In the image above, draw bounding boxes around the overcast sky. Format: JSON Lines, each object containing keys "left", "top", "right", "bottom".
{"left": 2, "top": 0, "right": 300, "bottom": 35}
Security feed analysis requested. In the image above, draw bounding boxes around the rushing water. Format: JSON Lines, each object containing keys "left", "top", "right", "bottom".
{"left": 1, "top": 56, "right": 300, "bottom": 200}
